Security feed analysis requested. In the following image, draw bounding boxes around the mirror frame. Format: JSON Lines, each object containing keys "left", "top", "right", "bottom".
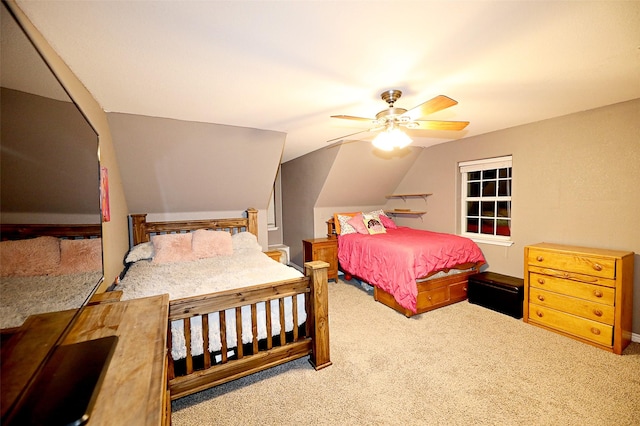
{"left": 1, "top": 1, "right": 105, "bottom": 421}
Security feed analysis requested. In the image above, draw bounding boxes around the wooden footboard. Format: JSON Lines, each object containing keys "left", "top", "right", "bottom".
{"left": 373, "top": 262, "right": 483, "bottom": 318}
{"left": 166, "top": 261, "right": 330, "bottom": 400}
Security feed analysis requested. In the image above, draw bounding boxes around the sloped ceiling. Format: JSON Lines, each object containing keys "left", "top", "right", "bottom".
{"left": 107, "top": 112, "right": 285, "bottom": 213}
{"left": 315, "top": 142, "right": 422, "bottom": 208}
{"left": 12, "top": 1, "right": 640, "bottom": 163}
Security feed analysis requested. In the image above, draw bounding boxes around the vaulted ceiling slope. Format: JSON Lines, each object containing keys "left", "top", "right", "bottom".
{"left": 14, "top": 1, "right": 640, "bottom": 163}
{"left": 107, "top": 112, "right": 286, "bottom": 213}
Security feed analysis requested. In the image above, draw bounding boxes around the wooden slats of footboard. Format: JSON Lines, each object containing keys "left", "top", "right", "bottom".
{"left": 166, "top": 261, "right": 331, "bottom": 400}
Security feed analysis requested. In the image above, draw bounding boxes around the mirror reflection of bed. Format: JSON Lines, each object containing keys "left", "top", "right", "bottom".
{"left": 0, "top": 3, "right": 102, "bottom": 334}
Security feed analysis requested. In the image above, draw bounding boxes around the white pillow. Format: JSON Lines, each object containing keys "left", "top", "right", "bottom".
{"left": 125, "top": 242, "right": 154, "bottom": 263}
{"left": 231, "top": 232, "right": 262, "bottom": 252}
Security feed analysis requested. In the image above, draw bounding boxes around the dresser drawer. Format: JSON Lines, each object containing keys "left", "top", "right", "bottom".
{"left": 528, "top": 273, "right": 615, "bottom": 305}
{"left": 529, "top": 287, "right": 615, "bottom": 325}
{"left": 528, "top": 305, "right": 613, "bottom": 346}
{"left": 527, "top": 248, "right": 616, "bottom": 279}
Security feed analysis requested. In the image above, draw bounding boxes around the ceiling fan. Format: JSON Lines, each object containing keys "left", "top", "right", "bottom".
{"left": 328, "top": 90, "right": 469, "bottom": 150}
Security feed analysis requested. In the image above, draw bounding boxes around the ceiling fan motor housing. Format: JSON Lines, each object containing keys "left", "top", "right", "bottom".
{"left": 380, "top": 89, "right": 403, "bottom": 106}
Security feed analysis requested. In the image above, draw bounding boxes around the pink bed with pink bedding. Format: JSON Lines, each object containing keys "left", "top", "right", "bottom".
{"left": 338, "top": 226, "right": 486, "bottom": 313}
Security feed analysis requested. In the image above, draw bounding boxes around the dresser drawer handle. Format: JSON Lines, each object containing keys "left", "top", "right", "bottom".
{"left": 537, "top": 278, "right": 545, "bottom": 285}
{"left": 536, "top": 310, "right": 544, "bottom": 318}
{"left": 537, "top": 295, "right": 545, "bottom": 302}
{"left": 593, "top": 290, "right": 603, "bottom": 298}
{"left": 536, "top": 256, "right": 544, "bottom": 262}
{"left": 591, "top": 327, "right": 601, "bottom": 335}
{"left": 593, "top": 309, "right": 603, "bottom": 317}
{"left": 593, "top": 263, "right": 603, "bottom": 271}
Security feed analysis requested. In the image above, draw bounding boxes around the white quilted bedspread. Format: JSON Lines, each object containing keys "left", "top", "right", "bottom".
{"left": 119, "top": 249, "right": 305, "bottom": 360}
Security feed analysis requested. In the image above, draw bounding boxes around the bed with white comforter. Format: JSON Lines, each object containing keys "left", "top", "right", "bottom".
{"left": 118, "top": 231, "right": 305, "bottom": 360}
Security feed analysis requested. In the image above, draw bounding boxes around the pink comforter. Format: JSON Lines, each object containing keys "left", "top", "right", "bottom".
{"left": 338, "top": 227, "right": 485, "bottom": 313}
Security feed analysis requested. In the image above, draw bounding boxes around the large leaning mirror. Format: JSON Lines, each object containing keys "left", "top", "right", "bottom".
{"left": 0, "top": 2, "right": 103, "bottom": 332}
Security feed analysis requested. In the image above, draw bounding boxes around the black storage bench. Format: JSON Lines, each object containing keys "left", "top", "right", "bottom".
{"left": 468, "top": 272, "right": 524, "bottom": 319}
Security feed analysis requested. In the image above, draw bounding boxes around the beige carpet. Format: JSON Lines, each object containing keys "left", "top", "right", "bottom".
{"left": 171, "top": 278, "right": 640, "bottom": 425}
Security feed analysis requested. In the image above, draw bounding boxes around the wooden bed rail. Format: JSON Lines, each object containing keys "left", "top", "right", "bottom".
{"left": 0, "top": 223, "right": 102, "bottom": 241}
{"left": 166, "top": 260, "right": 330, "bottom": 399}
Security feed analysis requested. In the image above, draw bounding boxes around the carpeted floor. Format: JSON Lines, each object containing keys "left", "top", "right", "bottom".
{"left": 171, "top": 278, "right": 640, "bottom": 425}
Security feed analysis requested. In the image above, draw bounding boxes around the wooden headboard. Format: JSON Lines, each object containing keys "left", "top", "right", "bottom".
{"left": 0, "top": 223, "right": 102, "bottom": 241}
{"left": 130, "top": 208, "right": 258, "bottom": 246}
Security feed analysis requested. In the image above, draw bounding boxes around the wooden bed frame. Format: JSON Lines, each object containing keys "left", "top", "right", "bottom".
{"left": 327, "top": 217, "right": 483, "bottom": 318}
{"left": 128, "top": 209, "right": 331, "bottom": 400}
{"left": 0, "top": 223, "right": 103, "bottom": 339}
{"left": 0, "top": 223, "right": 102, "bottom": 241}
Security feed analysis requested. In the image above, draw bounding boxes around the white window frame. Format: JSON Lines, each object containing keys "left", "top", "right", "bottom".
{"left": 267, "top": 184, "right": 277, "bottom": 230}
{"left": 459, "top": 155, "right": 514, "bottom": 247}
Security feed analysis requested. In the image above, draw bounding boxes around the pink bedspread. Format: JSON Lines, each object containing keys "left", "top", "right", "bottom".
{"left": 338, "top": 227, "right": 485, "bottom": 313}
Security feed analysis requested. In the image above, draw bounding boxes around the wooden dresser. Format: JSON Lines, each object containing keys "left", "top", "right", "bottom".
{"left": 523, "top": 243, "right": 634, "bottom": 354}
{"left": 303, "top": 238, "right": 338, "bottom": 282}
{"left": 1, "top": 294, "right": 170, "bottom": 425}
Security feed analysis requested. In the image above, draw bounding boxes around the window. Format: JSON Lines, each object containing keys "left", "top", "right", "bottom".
{"left": 267, "top": 183, "right": 277, "bottom": 230}
{"left": 459, "top": 156, "right": 513, "bottom": 246}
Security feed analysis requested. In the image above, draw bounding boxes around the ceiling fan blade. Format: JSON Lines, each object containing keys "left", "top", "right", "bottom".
{"left": 410, "top": 120, "right": 469, "bottom": 131}
{"left": 326, "top": 128, "right": 376, "bottom": 143}
{"left": 330, "top": 114, "right": 375, "bottom": 122}
{"left": 404, "top": 95, "right": 458, "bottom": 121}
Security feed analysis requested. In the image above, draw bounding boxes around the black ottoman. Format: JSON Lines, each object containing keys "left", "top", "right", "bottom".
{"left": 468, "top": 272, "right": 524, "bottom": 319}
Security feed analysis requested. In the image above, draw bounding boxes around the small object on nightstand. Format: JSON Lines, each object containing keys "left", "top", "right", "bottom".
{"left": 303, "top": 238, "right": 338, "bottom": 282}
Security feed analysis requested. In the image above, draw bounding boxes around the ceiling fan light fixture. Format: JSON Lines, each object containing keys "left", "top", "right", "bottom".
{"left": 372, "top": 127, "right": 413, "bottom": 151}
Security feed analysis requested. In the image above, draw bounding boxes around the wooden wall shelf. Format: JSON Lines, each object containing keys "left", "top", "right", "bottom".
{"left": 385, "top": 210, "right": 426, "bottom": 216}
{"left": 385, "top": 193, "right": 432, "bottom": 201}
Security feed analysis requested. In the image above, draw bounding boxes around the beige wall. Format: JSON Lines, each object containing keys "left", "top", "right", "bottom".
{"left": 1, "top": 88, "right": 99, "bottom": 222}
{"left": 7, "top": 0, "right": 130, "bottom": 288}
{"left": 282, "top": 143, "right": 338, "bottom": 266}
{"left": 392, "top": 99, "right": 640, "bottom": 333}
{"left": 107, "top": 112, "right": 286, "bottom": 250}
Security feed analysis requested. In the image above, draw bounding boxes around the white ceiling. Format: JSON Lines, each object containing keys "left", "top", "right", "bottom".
{"left": 13, "top": 0, "right": 640, "bottom": 162}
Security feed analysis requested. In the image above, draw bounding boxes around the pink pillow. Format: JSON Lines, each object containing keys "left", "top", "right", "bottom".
{"left": 0, "top": 236, "right": 61, "bottom": 277}
{"left": 152, "top": 233, "right": 197, "bottom": 264}
{"left": 56, "top": 238, "right": 102, "bottom": 275}
{"left": 380, "top": 214, "right": 397, "bottom": 229}
{"left": 347, "top": 213, "right": 368, "bottom": 234}
{"left": 192, "top": 229, "right": 233, "bottom": 258}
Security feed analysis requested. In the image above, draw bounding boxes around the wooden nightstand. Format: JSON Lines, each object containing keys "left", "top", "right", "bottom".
{"left": 264, "top": 250, "right": 282, "bottom": 263}
{"left": 303, "top": 238, "right": 338, "bottom": 282}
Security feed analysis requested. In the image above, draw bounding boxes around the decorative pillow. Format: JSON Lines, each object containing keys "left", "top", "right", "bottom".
{"left": 231, "top": 231, "right": 262, "bottom": 252}
{"left": 125, "top": 242, "right": 154, "bottom": 263}
{"left": 362, "top": 213, "right": 386, "bottom": 235}
{"left": 347, "top": 213, "right": 368, "bottom": 234}
{"left": 380, "top": 214, "right": 398, "bottom": 229}
{"left": 337, "top": 214, "right": 359, "bottom": 235}
{"left": 57, "top": 238, "right": 102, "bottom": 274}
{"left": 332, "top": 212, "right": 359, "bottom": 235}
{"left": 365, "top": 209, "right": 387, "bottom": 220}
{"left": 192, "top": 229, "right": 233, "bottom": 258}
{"left": 152, "top": 233, "right": 197, "bottom": 264}
{"left": 0, "top": 236, "right": 61, "bottom": 277}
